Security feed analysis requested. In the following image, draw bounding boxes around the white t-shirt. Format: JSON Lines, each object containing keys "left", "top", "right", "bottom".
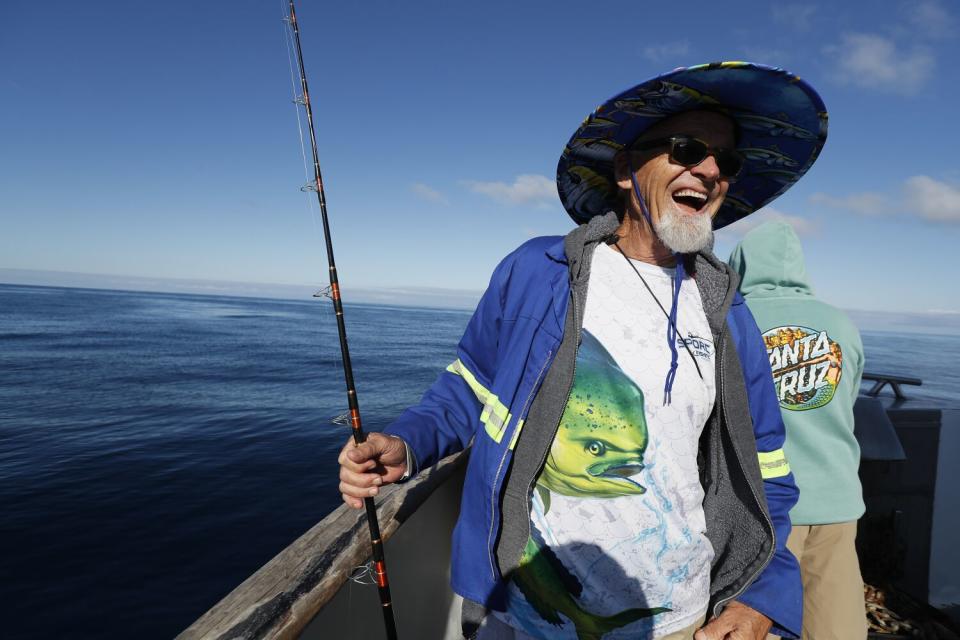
{"left": 498, "top": 243, "right": 717, "bottom": 639}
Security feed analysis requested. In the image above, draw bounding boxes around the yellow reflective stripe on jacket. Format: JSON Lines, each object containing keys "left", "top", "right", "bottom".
{"left": 757, "top": 449, "right": 791, "bottom": 479}
{"left": 508, "top": 419, "right": 525, "bottom": 450}
{"left": 446, "top": 359, "right": 512, "bottom": 443}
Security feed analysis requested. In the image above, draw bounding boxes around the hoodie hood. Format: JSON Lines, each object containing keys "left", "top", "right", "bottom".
{"left": 727, "top": 220, "right": 813, "bottom": 298}
{"left": 563, "top": 209, "right": 621, "bottom": 285}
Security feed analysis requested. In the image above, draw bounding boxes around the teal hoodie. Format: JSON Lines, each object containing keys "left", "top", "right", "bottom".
{"left": 728, "top": 221, "right": 865, "bottom": 524}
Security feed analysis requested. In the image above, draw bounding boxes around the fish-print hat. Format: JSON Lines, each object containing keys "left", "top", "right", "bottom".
{"left": 556, "top": 61, "right": 828, "bottom": 228}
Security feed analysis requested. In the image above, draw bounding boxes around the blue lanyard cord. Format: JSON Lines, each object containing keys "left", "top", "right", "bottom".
{"left": 622, "top": 161, "right": 702, "bottom": 405}
{"left": 663, "top": 260, "right": 684, "bottom": 405}
{"left": 628, "top": 156, "right": 655, "bottom": 230}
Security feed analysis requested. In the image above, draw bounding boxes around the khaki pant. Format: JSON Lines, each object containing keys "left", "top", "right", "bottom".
{"left": 659, "top": 614, "right": 707, "bottom": 640}
{"left": 768, "top": 522, "right": 868, "bottom": 640}
{"left": 476, "top": 612, "right": 706, "bottom": 639}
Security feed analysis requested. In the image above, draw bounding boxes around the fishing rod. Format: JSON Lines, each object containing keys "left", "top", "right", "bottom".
{"left": 284, "top": 2, "right": 398, "bottom": 638}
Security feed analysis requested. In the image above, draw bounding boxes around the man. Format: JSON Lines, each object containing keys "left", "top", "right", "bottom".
{"left": 728, "top": 221, "right": 868, "bottom": 640}
{"left": 339, "top": 62, "right": 829, "bottom": 639}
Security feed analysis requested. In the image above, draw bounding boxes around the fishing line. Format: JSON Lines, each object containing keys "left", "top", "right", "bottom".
{"left": 282, "top": 19, "right": 311, "bottom": 181}
{"left": 348, "top": 574, "right": 354, "bottom": 640}
{"left": 280, "top": 2, "right": 321, "bottom": 238}
{"left": 349, "top": 562, "right": 378, "bottom": 586}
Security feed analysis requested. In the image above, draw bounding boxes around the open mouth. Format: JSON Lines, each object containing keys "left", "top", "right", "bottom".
{"left": 592, "top": 462, "right": 646, "bottom": 488}
{"left": 672, "top": 188, "right": 708, "bottom": 212}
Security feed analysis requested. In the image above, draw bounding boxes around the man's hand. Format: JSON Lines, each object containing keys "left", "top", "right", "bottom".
{"left": 694, "top": 601, "right": 772, "bottom": 640}
{"left": 338, "top": 433, "right": 408, "bottom": 509}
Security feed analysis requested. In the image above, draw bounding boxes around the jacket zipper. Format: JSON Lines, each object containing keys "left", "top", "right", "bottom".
{"left": 712, "top": 329, "right": 777, "bottom": 618}
{"left": 486, "top": 345, "right": 555, "bottom": 580}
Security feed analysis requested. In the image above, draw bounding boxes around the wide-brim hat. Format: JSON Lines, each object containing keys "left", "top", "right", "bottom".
{"left": 557, "top": 61, "right": 828, "bottom": 229}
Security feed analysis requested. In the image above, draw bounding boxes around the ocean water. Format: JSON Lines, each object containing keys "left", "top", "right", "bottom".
{"left": 0, "top": 284, "right": 469, "bottom": 639}
{"left": 1, "top": 283, "right": 957, "bottom": 639}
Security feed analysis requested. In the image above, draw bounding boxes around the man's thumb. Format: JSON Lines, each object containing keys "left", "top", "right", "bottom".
{"left": 349, "top": 439, "right": 383, "bottom": 462}
{"left": 694, "top": 619, "right": 727, "bottom": 640}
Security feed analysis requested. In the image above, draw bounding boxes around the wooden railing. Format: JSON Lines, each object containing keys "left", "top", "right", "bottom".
{"left": 177, "top": 451, "right": 468, "bottom": 640}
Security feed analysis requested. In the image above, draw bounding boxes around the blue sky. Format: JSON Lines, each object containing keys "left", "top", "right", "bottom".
{"left": 2, "top": 0, "right": 959, "bottom": 316}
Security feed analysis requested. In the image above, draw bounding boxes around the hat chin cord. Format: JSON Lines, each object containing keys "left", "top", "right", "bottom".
{"left": 628, "top": 157, "right": 683, "bottom": 406}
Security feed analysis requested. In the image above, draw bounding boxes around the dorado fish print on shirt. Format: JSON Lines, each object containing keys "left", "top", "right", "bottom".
{"left": 500, "top": 330, "right": 711, "bottom": 639}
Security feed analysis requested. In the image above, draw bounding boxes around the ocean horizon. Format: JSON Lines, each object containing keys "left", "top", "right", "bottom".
{"left": 2, "top": 271, "right": 959, "bottom": 336}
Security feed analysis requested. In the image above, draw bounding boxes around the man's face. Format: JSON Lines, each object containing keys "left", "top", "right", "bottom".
{"left": 617, "top": 110, "right": 736, "bottom": 253}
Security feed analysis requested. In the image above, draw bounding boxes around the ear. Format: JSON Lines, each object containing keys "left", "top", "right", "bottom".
{"left": 613, "top": 151, "right": 633, "bottom": 191}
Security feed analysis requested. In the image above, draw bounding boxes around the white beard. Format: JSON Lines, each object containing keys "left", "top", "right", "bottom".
{"left": 654, "top": 208, "right": 714, "bottom": 254}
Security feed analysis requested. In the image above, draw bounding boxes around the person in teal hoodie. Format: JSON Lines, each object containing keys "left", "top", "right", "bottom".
{"left": 728, "top": 220, "right": 867, "bottom": 640}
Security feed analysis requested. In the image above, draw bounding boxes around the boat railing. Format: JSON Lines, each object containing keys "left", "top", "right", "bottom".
{"left": 862, "top": 372, "right": 922, "bottom": 401}
{"left": 177, "top": 450, "right": 469, "bottom": 640}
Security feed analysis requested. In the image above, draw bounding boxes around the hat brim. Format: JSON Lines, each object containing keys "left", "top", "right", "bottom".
{"left": 556, "top": 62, "right": 828, "bottom": 229}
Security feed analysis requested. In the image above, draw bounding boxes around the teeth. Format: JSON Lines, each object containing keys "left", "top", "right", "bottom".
{"left": 675, "top": 189, "right": 707, "bottom": 201}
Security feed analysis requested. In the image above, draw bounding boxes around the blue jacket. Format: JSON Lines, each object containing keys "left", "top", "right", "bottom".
{"left": 386, "top": 212, "right": 801, "bottom": 637}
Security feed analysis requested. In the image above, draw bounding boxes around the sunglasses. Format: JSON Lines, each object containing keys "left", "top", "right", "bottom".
{"left": 631, "top": 135, "right": 744, "bottom": 179}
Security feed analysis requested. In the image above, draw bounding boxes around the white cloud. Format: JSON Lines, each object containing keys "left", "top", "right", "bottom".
{"left": 717, "top": 207, "right": 819, "bottom": 240}
{"left": 410, "top": 182, "right": 449, "bottom": 205}
{"left": 462, "top": 174, "right": 556, "bottom": 207}
{"left": 642, "top": 41, "right": 691, "bottom": 63}
{"left": 809, "top": 176, "right": 960, "bottom": 224}
{"left": 824, "top": 33, "right": 934, "bottom": 94}
{"left": 906, "top": 0, "right": 956, "bottom": 39}
{"left": 772, "top": 4, "right": 817, "bottom": 30}
{"left": 904, "top": 175, "right": 960, "bottom": 223}
{"left": 809, "top": 191, "right": 893, "bottom": 215}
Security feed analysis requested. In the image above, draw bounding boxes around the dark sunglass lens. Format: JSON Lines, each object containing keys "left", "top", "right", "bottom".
{"left": 670, "top": 137, "right": 708, "bottom": 166}
{"left": 716, "top": 151, "right": 743, "bottom": 178}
